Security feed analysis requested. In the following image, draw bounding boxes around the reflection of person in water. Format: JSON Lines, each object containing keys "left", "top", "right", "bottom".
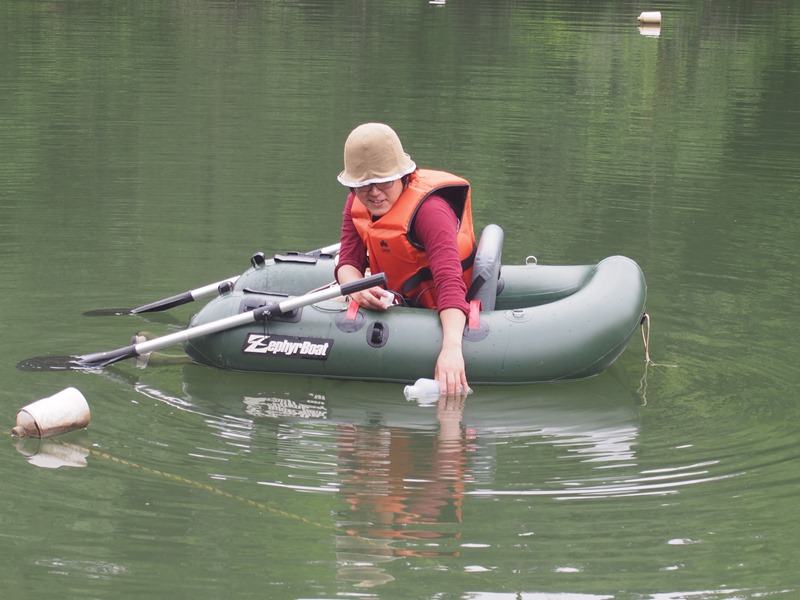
{"left": 334, "top": 396, "right": 472, "bottom": 585}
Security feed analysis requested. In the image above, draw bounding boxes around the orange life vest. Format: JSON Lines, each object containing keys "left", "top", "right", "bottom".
{"left": 350, "top": 169, "right": 476, "bottom": 308}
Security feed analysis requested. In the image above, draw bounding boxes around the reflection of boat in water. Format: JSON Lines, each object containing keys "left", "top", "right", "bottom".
{"left": 169, "top": 362, "right": 641, "bottom": 457}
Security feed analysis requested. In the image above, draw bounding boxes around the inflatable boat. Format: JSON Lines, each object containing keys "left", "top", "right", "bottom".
{"left": 183, "top": 225, "right": 647, "bottom": 384}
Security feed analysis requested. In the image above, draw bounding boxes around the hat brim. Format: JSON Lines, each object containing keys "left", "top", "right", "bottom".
{"left": 337, "top": 160, "right": 417, "bottom": 188}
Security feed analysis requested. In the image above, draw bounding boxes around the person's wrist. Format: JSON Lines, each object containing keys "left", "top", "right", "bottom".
{"left": 441, "top": 338, "right": 462, "bottom": 351}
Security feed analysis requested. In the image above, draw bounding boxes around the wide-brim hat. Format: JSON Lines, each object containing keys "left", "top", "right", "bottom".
{"left": 337, "top": 123, "right": 417, "bottom": 187}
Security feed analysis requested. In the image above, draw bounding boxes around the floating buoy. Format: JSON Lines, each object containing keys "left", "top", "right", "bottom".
{"left": 638, "top": 11, "right": 662, "bottom": 24}
{"left": 12, "top": 387, "right": 91, "bottom": 438}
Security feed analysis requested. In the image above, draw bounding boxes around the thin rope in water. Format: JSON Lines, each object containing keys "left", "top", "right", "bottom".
{"left": 90, "top": 447, "right": 337, "bottom": 531}
{"left": 0, "top": 428, "right": 334, "bottom": 531}
{"left": 637, "top": 313, "right": 678, "bottom": 404}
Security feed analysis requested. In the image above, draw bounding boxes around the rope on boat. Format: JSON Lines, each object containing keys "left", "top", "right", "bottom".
{"left": 637, "top": 313, "right": 678, "bottom": 404}
{"left": 641, "top": 313, "right": 653, "bottom": 365}
{"left": 639, "top": 313, "right": 678, "bottom": 369}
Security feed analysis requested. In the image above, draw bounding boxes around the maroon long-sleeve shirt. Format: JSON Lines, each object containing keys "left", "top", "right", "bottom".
{"left": 335, "top": 193, "right": 470, "bottom": 315}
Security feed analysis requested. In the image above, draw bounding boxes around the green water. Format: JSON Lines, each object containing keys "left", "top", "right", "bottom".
{"left": 1, "top": 0, "right": 798, "bottom": 598}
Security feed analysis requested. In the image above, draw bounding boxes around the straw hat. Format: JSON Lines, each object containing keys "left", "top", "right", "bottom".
{"left": 337, "top": 123, "right": 417, "bottom": 187}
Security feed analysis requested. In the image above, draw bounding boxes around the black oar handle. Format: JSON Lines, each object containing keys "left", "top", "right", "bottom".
{"left": 339, "top": 273, "right": 388, "bottom": 297}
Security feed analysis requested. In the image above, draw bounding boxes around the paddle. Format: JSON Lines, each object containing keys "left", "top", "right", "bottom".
{"left": 26, "top": 272, "right": 385, "bottom": 371}
{"left": 84, "top": 242, "right": 342, "bottom": 316}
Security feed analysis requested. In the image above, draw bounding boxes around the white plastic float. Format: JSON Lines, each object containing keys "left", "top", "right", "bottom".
{"left": 12, "top": 387, "right": 91, "bottom": 438}
{"left": 637, "top": 11, "right": 662, "bottom": 24}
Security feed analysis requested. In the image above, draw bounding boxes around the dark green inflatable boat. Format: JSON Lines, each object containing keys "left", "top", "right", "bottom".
{"left": 184, "top": 225, "right": 647, "bottom": 384}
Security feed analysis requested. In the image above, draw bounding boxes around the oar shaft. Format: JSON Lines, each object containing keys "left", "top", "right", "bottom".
{"left": 134, "top": 309, "right": 262, "bottom": 355}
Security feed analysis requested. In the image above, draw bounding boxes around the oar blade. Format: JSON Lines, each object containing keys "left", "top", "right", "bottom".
{"left": 16, "top": 350, "right": 135, "bottom": 371}
{"left": 82, "top": 308, "right": 136, "bottom": 317}
{"left": 16, "top": 355, "right": 83, "bottom": 372}
{"left": 129, "top": 291, "right": 194, "bottom": 315}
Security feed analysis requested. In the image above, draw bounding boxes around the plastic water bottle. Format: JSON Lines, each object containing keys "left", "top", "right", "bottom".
{"left": 403, "top": 379, "right": 473, "bottom": 403}
{"left": 403, "top": 378, "right": 442, "bottom": 401}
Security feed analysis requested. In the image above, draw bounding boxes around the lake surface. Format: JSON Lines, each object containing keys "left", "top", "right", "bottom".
{"left": 1, "top": 0, "right": 798, "bottom": 598}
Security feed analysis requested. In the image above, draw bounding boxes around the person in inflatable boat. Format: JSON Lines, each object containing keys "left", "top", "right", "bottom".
{"left": 335, "top": 122, "right": 475, "bottom": 396}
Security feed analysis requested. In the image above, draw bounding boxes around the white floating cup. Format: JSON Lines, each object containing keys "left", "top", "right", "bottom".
{"left": 638, "top": 11, "right": 662, "bottom": 24}
{"left": 12, "top": 387, "right": 91, "bottom": 438}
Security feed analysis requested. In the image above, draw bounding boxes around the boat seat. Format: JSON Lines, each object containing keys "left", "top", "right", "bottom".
{"left": 466, "top": 224, "right": 504, "bottom": 311}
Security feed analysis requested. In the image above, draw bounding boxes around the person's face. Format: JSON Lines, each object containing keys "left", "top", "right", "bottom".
{"left": 353, "top": 179, "right": 403, "bottom": 218}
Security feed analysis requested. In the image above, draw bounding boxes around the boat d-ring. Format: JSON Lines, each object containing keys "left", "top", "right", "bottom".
{"left": 525, "top": 255, "right": 538, "bottom": 265}
{"left": 250, "top": 252, "right": 266, "bottom": 268}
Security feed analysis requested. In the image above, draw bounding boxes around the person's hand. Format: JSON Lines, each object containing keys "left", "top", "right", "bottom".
{"left": 349, "top": 286, "right": 390, "bottom": 311}
{"left": 337, "top": 264, "right": 391, "bottom": 311}
{"left": 435, "top": 341, "right": 471, "bottom": 396}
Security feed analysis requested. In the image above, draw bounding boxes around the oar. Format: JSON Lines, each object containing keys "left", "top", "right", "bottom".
{"left": 83, "top": 242, "right": 342, "bottom": 316}
{"left": 40, "top": 272, "right": 385, "bottom": 371}
{"left": 127, "top": 276, "right": 240, "bottom": 315}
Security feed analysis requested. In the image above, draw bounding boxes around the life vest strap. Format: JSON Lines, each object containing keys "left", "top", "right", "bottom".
{"left": 468, "top": 300, "right": 481, "bottom": 330}
{"left": 345, "top": 298, "right": 360, "bottom": 321}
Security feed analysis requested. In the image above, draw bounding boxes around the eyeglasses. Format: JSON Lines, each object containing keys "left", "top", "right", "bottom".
{"left": 353, "top": 180, "right": 396, "bottom": 194}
